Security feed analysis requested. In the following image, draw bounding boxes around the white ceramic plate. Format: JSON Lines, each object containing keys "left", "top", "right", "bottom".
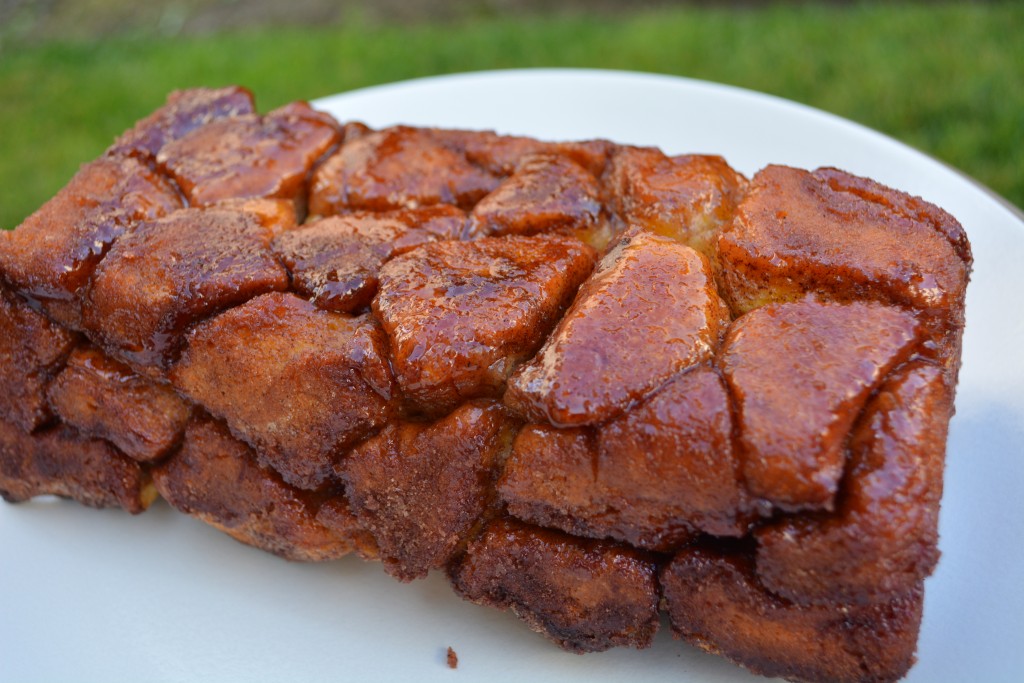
{"left": 2, "top": 69, "right": 1022, "bottom": 683}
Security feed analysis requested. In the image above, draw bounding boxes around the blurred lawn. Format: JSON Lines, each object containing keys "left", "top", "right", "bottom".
{"left": 1, "top": 2, "right": 1021, "bottom": 229}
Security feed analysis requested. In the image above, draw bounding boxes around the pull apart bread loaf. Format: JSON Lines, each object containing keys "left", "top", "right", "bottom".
{"left": 0, "top": 86, "right": 971, "bottom": 683}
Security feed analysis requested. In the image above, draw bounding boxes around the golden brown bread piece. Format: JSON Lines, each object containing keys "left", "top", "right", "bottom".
{"left": 84, "top": 205, "right": 292, "bottom": 368}
{"left": 661, "top": 543, "right": 923, "bottom": 683}
{"left": 157, "top": 101, "right": 341, "bottom": 210}
{"left": 309, "top": 126, "right": 499, "bottom": 214}
{"left": 338, "top": 400, "right": 518, "bottom": 581}
{"left": 450, "top": 517, "right": 660, "bottom": 653}
{"left": 500, "top": 366, "right": 748, "bottom": 549}
{"left": 374, "top": 234, "right": 596, "bottom": 415}
{"left": 0, "top": 156, "right": 182, "bottom": 328}
{"left": 754, "top": 361, "right": 950, "bottom": 606}
{"left": 0, "top": 418, "right": 154, "bottom": 513}
{"left": 717, "top": 164, "right": 971, "bottom": 378}
{"left": 469, "top": 154, "right": 607, "bottom": 246}
{"left": 505, "top": 227, "right": 730, "bottom": 426}
{"left": 153, "top": 417, "right": 354, "bottom": 561}
{"left": 0, "top": 87, "right": 974, "bottom": 683}
{"left": 274, "top": 205, "right": 473, "bottom": 313}
{"left": 171, "top": 291, "right": 394, "bottom": 490}
{"left": 108, "top": 86, "right": 256, "bottom": 160}
{"left": 606, "top": 146, "right": 747, "bottom": 257}
{"left": 47, "top": 347, "right": 191, "bottom": 462}
{"left": 0, "top": 285, "right": 78, "bottom": 432}
{"left": 428, "top": 128, "right": 612, "bottom": 178}
{"left": 719, "top": 297, "right": 920, "bottom": 511}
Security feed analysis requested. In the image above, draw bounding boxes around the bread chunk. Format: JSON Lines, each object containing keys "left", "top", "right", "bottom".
{"left": 662, "top": 544, "right": 922, "bottom": 683}
{"left": 450, "top": 518, "right": 659, "bottom": 653}
{"left": 501, "top": 367, "right": 747, "bottom": 550}
{"left": 274, "top": 205, "right": 472, "bottom": 313}
{"left": 310, "top": 126, "right": 499, "bottom": 214}
{"left": 47, "top": 347, "right": 191, "bottom": 462}
{"left": 339, "top": 400, "right": 518, "bottom": 581}
{"left": 429, "top": 128, "right": 612, "bottom": 177}
{"left": 85, "top": 206, "right": 290, "bottom": 367}
{"left": 374, "top": 235, "right": 596, "bottom": 415}
{"left": 755, "top": 361, "right": 950, "bottom": 606}
{"left": 108, "top": 86, "right": 255, "bottom": 159}
{"left": 718, "top": 165, "right": 971, "bottom": 374}
{"left": 506, "top": 228, "right": 730, "bottom": 426}
{"left": 469, "top": 154, "right": 606, "bottom": 246}
{"left": 719, "top": 297, "right": 920, "bottom": 511}
{"left": 158, "top": 101, "right": 340, "bottom": 209}
{"left": 606, "top": 147, "right": 747, "bottom": 257}
{"left": 0, "top": 156, "right": 181, "bottom": 320}
{"left": 154, "top": 417, "right": 354, "bottom": 561}
{"left": 0, "top": 286, "right": 77, "bottom": 432}
{"left": 0, "top": 419, "right": 153, "bottom": 513}
{"left": 172, "top": 292, "right": 394, "bottom": 490}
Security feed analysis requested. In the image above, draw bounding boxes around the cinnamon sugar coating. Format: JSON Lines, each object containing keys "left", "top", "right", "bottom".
{"left": 0, "top": 285, "right": 77, "bottom": 432}
{"left": 0, "top": 419, "right": 153, "bottom": 513}
{"left": 0, "top": 156, "right": 182, "bottom": 322}
{"left": 274, "top": 205, "right": 471, "bottom": 313}
{"left": 0, "top": 89, "right": 973, "bottom": 683}
{"left": 339, "top": 400, "right": 518, "bottom": 581}
{"left": 171, "top": 292, "right": 394, "bottom": 490}
{"left": 85, "top": 205, "right": 291, "bottom": 368}
{"left": 662, "top": 544, "right": 923, "bottom": 683}
{"left": 450, "top": 517, "right": 660, "bottom": 653}
{"left": 375, "top": 234, "right": 595, "bottom": 415}
{"left": 154, "top": 417, "right": 354, "bottom": 561}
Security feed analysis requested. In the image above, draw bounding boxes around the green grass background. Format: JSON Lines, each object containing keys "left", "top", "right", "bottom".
{"left": 1, "top": 2, "right": 1021, "bottom": 230}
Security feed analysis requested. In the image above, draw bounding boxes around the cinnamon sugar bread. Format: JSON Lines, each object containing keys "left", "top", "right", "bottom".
{"left": 0, "top": 87, "right": 971, "bottom": 683}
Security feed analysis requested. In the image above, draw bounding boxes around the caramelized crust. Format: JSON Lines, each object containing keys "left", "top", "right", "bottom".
{"left": 153, "top": 417, "right": 354, "bottom": 561}
{"left": 339, "top": 400, "right": 518, "bottom": 581}
{"left": 717, "top": 165, "right": 971, "bottom": 374}
{"left": 606, "top": 147, "right": 747, "bottom": 257}
{"left": 755, "top": 362, "right": 950, "bottom": 606}
{"left": 47, "top": 347, "right": 191, "bottom": 462}
{"left": 274, "top": 205, "right": 471, "bottom": 313}
{"left": 501, "top": 367, "right": 747, "bottom": 550}
{"left": 429, "top": 128, "right": 613, "bottom": 178}
{"left": 172, "top": 292, "right": 393, "bottom": 490}
{"left": 158, "top": 101, "right": 340, "bottom": 208}
{"left": 374, "top": 235, "right": 596, "bottom": 415}
{"left": 309, "top": 126, "right": 499, "bottom": 214}
{"left": 662, "top": 544, "right": 922, "bottom": 683}
{"left": 0, "top": 93, "right": 973, "bottom": 683}
{"left": 469, "top": 154, "right": 605, "bottom": 244}
{"left": 0, "top": 419, "right": 153, "bottom": 513}
{"left": 450, "top": 518, "right": 660, "bottom": 653}
{"left": 0, "top": 156, "right": 182, "bottom": 312}
{"left": 107, "top": 86, "right": 255, "bottom": 159}
{"left": 85, "top": 206, "right": 290, "bottom": 367}
{"left": 719, "top": 297, "right": 920, "bottom": 511}
{"left": 506, "top": 228, "right": 730, "bottom": 426}
{"left": 0, "top": 286, "right": 77, "bottom": 432}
